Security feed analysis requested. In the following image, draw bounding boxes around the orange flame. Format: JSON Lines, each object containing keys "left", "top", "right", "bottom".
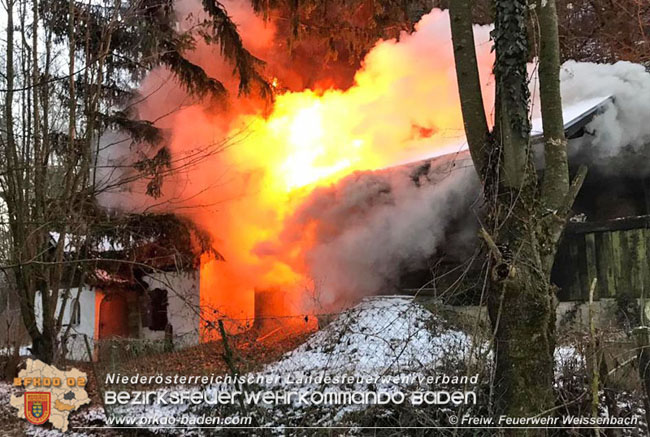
{"left": 133, "top": 9, "right": 495, "bottom": 337}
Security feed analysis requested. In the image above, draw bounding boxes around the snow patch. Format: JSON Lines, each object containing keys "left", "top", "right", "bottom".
{"left": 259, "top": 295, "right": 471, "bottom": 379}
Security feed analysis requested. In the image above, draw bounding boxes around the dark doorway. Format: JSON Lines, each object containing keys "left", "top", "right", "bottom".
{"left": 149, "top": 289, "right": 168, "bottom": 331}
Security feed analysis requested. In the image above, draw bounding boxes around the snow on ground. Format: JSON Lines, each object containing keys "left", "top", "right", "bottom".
{"left": 0, "top": 297, "right": 602, "bottom": 435}
{"left": 554, "top": 345, "right": 585, "bottom": 371}
{"left": 259, "top": 295, "right": 471, "bottom": 379}
{"left": 0, "top": 344, "right": 32, "bottom": 356}
{"left": 246, "top": 295, "right": 475, "bottom": 426}
{"left": 104, "top": 296, "right": 476, "bottom": 433}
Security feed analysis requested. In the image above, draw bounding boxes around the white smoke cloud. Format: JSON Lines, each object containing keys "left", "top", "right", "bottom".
{"left": 558, "top": 61, "right": 650, "bottom": 175}
{"left": 259, "top": 155, "right": 480, "bottom": 308}
{"left": 282, "top": 60, "right": 650, "bottom": 307}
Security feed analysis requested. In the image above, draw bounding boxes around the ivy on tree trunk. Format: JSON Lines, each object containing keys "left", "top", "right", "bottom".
{"left": 449, "top": 0, "right": 587, "bottom": 429}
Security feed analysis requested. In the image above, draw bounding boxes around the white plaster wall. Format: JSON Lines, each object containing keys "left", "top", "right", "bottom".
{"left": 34, "top": 287, "right": 96, "bottom": 361}
{"left": 142, "top": 271, "right": 200, "bottom": 348}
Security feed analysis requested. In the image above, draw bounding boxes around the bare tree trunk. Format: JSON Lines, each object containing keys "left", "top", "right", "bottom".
{"left": 449, "top": 0, "right": 586, "bottom": 429}
{"left": 489, "top": 0, "right": 555, "bottom": 423}
{"left": 4, "top": 0, "right": 45, "bottom": 361}
{"left": 537, "top": 0, "right": 571, "bottom": 273}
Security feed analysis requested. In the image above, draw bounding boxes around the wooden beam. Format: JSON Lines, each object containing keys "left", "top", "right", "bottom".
{"left": 643, "top": 177, "right": 650, "bottom": 216}
{"left": 567, "top": 215, "right": 650, "bottom": 235}
{"left": 585, "top": 233, "right": 598, "bottom": 300}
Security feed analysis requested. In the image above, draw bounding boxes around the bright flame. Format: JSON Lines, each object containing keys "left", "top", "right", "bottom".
{"left": 131, "top": 9, "right": 495, "bottom": 336}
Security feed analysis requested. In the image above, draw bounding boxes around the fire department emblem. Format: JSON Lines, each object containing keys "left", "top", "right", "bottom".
{"left": 24, "top": 392, "right": 51, "bottom": 425}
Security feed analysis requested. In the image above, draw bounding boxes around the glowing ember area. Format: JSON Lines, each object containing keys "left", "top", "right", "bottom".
{"left": 124, "top": 8, "right": 495, "bottom": 336}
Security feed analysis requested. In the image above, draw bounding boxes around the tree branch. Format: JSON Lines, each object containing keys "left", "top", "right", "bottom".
{"left": 558, "top": 164, "right": 588, "bottom": 218}
{"left": 449, "top": 0, "right": 490, "bottom": 177}
{"left": 538, "top": 0, "right": 570, "bottom": 210}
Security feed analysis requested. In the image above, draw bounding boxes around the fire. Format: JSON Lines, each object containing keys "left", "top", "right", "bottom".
{"left": 236, "top": 94, "right": 369, "bottom": 192}
{"left": 131, "top": 8, "right": 495, "bottom": 337}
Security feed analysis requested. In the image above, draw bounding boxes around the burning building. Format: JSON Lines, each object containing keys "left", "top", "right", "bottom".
{"left": 32, "top": 87, "right": 650, "bottom": 361}
{"left": 73, "top": 6, "right": 650, "bottom": 349}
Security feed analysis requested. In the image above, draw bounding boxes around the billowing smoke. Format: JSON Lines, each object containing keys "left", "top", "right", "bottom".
{"left": 255, "top": 156, "right": 480, "bottom": 308}
{"left": 98, "top": 2, "right": 650, "bottom": 317}
{"left": 558, "top": 61, "right": 650, "bottom": 176}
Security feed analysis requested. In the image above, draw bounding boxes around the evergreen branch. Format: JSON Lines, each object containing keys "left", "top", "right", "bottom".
{"left": 103, "top": 111, "right": 165, "bottom": 145}
{"left": 161, "top": 51, "right": 227, "bottom": 99}
{"left": 201, "top": 0, "right": 273, "bottom": 98}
